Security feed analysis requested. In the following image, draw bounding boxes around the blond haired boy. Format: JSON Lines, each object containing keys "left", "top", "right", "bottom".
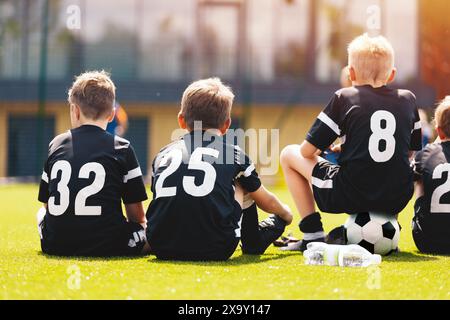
{"left": 37, "top": 71, "right": 150, "bottom": 256}
{"left": 146, "top": 78, "right": 292, "bottom": 261}
{"left": 413, "top": 97, "right": 450, "bottom": 254}
{"left": 280, "top": 34, "right": 422, "bottom": 251}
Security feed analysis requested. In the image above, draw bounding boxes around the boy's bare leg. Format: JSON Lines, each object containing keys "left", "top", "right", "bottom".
{"left": 280, "top": 145, "right": 325, "bottom": 251}
{"left": 280, "top": 145, "right": 318, "bottom": 218}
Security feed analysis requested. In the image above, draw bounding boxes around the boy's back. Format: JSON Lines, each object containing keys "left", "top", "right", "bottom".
{"left": 39, "top": 126, "right": 147, "bottom": 255}
{"left": 147, "top": 131, "right": 261, "bottom": 260}
{"left": 307, "top": 85, "right": 422, "bottom": 214}
{"left": 414, "top": 142, "right": 450, "bottom": 240}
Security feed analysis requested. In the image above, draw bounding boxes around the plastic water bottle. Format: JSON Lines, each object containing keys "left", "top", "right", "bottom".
{"left": 303, "top": 242, "right": 382, "bottom": 267}
{"left": 338, "top": 245, "right": 382, "bottom": 267}
{"left": 304, "top": 242, "right": 342, "bottom": 266}
{"left": 303, "top": 248, "right": 325, "bottom": 265}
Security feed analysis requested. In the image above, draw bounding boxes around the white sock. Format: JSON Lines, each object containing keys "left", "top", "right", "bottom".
{"left": 303, "top": 231, "right": 326, "bottom": 241}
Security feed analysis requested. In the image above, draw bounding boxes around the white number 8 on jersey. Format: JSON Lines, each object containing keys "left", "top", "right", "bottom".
{"left": 369, "top": 110, "right": 397, "bottom": 163}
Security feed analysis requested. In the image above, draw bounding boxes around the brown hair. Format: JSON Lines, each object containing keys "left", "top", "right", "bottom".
{"left": 435, "top": 97, "right": 450, "bottom": 138}
{"left": 180, "top": 78, "right": 234, "bottom": 130}
{"left": 68, "top": 70, "right": 116, "bottom": 120}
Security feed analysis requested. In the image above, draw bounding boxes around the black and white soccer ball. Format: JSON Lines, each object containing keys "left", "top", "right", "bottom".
{"left": 344, "top": 212, "right": 400, "bottom": 256}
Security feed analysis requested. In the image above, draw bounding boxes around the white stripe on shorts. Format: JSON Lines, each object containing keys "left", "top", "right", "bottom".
{"left": 312, "top": 177, "right": 333, "bottom": 189}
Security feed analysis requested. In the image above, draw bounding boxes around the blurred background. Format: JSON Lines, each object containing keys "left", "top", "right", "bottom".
{"left": 0, "top": 0, "right": 448, "bottom": 181}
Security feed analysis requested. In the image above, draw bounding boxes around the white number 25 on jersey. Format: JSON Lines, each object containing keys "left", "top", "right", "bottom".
{"left": 155, "top": 147, "right": 219, "bottom": 199}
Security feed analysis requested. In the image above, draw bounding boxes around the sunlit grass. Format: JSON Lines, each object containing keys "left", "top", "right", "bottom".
{"left": 0, "top": 184, "right": 448, "bottom": 300}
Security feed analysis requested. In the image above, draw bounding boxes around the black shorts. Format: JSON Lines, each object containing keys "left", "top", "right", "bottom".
{"left": 311, "top": 160, "right": 353, "bottom": 214}
{"left": 39, "top": 214, "right": 147, "bottom": 257}
{"left": 155, "top": 239, "right": 240, "bottom": 262}
{"left": 412, "top": 198, "right": 450, "bottom": 255}
{"left": 312, "top": 160, "right": 406, "bottom": 215}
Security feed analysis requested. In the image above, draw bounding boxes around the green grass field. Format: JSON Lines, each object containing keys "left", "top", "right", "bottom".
{"left": 0, "top": 184, "right": 449, "bottom": 300}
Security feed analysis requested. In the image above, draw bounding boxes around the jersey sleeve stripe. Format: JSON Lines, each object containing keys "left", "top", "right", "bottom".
{"left": 413, "top": 121, "right": 422, "bottom": 131}
{"left": 243, "top": 164, "right": 256, "bottom": 177}
{"left": 235, "top": 163, "right": 256, "bottom": 179}
{"left": 318, "top": 112, "right": 341, "bottom": 135}
{"left": 41, "top": 171, "right": 49, "bottom": 183}
{"left": 311, "top": 177, "right": 333, "bottom": 189}
{"left": 123, "top": 167, "right": 143, "bottom": 183}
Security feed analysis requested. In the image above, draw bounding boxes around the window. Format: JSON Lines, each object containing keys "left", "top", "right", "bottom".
{"left": 315, "top": 0, "right": 418, "bottom": 84}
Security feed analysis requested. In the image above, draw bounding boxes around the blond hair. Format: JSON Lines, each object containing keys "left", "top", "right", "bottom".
{"left": 435, "top": 96, "right": 450, "bottom": 138}
{"left": 348, "top": 34, "right": 395, "bottom": 85}
{"left": 180, "top": 78, "right": 234, "bottom": 130}
{"left": 68, "top": 70, "right": 116, "bottom": 120}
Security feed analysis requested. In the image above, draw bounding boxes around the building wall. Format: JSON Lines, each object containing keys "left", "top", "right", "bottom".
{"left": 0, "top": 102, "right": 322, "bottom": 178}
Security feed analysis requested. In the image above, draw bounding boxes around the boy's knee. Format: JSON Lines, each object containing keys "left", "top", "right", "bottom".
{"left": 280, "top": 144, "right": 302, "bottom": 167}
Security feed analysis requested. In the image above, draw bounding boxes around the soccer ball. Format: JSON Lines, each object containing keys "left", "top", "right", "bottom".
{"left": 344, "top": 212, "right": 400, "bottom": 256}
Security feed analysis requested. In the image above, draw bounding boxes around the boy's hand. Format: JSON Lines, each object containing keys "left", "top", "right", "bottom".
{"left": 250, "top": 186, "right": 293, "bottom": 225}
{"left": 329, "top": 144, "right": 342, "bottom": 153}
{"left": 280, "top": 204, "right": 293, "bottom": 225}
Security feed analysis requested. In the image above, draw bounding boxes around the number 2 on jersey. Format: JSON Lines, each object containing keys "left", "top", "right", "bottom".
{"left": 431, "top": 163, "right": 450, "bottom": 214}
{"left": 48, "top": 161, "right": 106, "bottom": 216}
{"left": 155, "top": 147, "right": 219, "bottom": 199}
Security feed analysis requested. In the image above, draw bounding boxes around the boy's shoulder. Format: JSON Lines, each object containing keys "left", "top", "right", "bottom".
{"left": 47, "top": 130, "right": 72, "bottom": 156}
{"left": 114, "top": 135, "right": 131, "bottom": 150}
{"left": 335, "top": 86, "right": 359, "bottom": 98}
{"left": 155, "top": 138, "right": 185, "bottom": 158}
{"left": 335, "top": 86, "right": 416, "bottom": 101}
{"left": 421, "top": 142, "right": 445, "bottom": 159}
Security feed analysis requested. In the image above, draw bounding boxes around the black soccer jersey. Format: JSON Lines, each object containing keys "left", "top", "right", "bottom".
{"left": 413, "top": 142, "right": 450, "bottom": 241}
{"left": 38, "top": 125, "right": 147, "bottom": 254}
{"left": 307, "top": 85, "right": 422, "bottom": 214}
{"left": 146, "top": 131, "right": 262, "bottom": 259}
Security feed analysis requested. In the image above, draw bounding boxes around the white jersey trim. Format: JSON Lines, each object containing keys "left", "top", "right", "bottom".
{"left": 41, "top": 171, "right": 49, "bottom": 183}
{"left": 413, "top": 121, "right": 422, "bottom": 131}
{"left": 318, "top": 112, "right": 341, "bottom": 135}
{"left": 123, "top": 167, "right": 142, "bottom": 183}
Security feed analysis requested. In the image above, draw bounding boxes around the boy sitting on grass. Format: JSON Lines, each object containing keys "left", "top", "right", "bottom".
{"left": 413, "top": 97, "right": 450, "bottom": 254}
{"left": 279, "top": 34, "right": 422, "bottom": 251}
{"left": 37, "top": 71, "right": 150, "bottom": 256}
{"left": 146, "top": 78, "right": 293, "bottom": 261}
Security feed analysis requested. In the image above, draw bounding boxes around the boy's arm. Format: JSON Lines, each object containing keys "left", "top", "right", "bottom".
{"left": 300, "top": 140, "right": 321, "bottom": 159}
{"left": 305, "top": 93, "right": 343, "bottom": 155}
{"left": 412, "top": 149, "right": 425, "bottom": 198}
{"left": 414, "top": 181, "right": 425, "bottom": 199}
{"left": 38, "top": 161, "right": 50, "bottom": 205}
{"left": 122, "top": 145, "right": 148, "bottom": 225}
{"left": 249, "top": 186, "right": 293, "bottom": 225}
{"left": 125, "top": 202, "right": 147, "bottom": 227}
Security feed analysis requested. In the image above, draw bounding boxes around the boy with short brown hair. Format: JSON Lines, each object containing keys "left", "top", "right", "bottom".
{"left": 37, "top": 70, "right": 150, "bottom": 256}
{"left": 146, "top": 78, "right": 292, "bottom": 261}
